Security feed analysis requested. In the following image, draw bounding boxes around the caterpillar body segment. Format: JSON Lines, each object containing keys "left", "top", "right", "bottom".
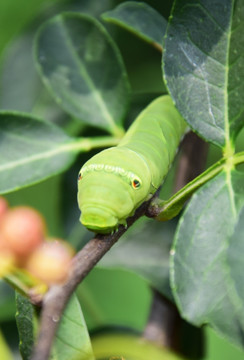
{"left": 78, "top": 95, "right": 187, "bottom": 233}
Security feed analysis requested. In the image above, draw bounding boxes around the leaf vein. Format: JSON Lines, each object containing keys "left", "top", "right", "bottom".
{"left": 187, "top": 32, "right": 225, "bottom": 68}
{"left": 182, "top": 3, "right": 225, "bottom": 32}
{"left": 0, "top": 141, "right": 75, "bottom": 171}
{"left": 61, "top": 313, "right": 84, "bottom": 328}
{"left": 55, "top": 334, "right": 83, "bottom": 352}
{"left": 60, "top": 17, "right": 116, "bottom": 131}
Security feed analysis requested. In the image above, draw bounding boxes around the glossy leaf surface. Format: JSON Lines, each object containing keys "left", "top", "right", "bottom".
{"left": 102, "top": 2, "right": 167, "bottom": 51}
{"left": 35, "top": 13, "right": 130, "bottom": 136}
{"left": 0, "top": 112, "right": 77, "bottom": 194}
{"left": 52, "top": 294, "right": 94, "bottom": 360}
{"left": 163, "top": 0, "right": 244, "bottom": 149}
{"left": 171, "top": 169, "right": 244, "bottom": 348}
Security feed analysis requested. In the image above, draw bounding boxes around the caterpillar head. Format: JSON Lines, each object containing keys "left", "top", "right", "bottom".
{"left": 77, "top": 148, "right": 151, "bottom": 233}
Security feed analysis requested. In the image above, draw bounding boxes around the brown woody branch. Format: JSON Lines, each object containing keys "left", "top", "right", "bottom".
{"left": 31, "top": 198, "right": 152, "bottom": 360}
{"left": 143, "top": 290, "right": 181, "bottom": 349}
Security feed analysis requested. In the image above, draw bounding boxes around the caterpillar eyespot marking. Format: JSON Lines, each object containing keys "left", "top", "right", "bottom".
{"left": 132, "top": 179, "right": 141, "bottom": 189}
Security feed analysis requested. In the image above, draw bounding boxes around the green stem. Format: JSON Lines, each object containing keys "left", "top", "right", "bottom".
{"left": 152, "top": 150, "right": 244, "bottom": 221}
{"left": 4, "top": 270, "right": 47, "bottom": 298}
{"left": 4, "top": 273, "right": 32, "bottom": 297}
{"left": 67, "top": 135, "right": 123, "bottom": 153}
{"left": 110, "top": 124, "right": 126, "bottom": 139}
{"left": 233, "top": 151, "right": 244, "bottom": 165}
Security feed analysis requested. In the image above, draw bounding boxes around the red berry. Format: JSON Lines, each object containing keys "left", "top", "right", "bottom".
{"left": 0, "top": 197, "right": 9, "bottom": 222}
{"left": 0, "top": 233, "right": 9, "bottom": 252}
{"left": 0, "top": 206, "right": 46, "bottom": 259}
{"left": 25, "top": 239, "right": 73, "bottom": 285}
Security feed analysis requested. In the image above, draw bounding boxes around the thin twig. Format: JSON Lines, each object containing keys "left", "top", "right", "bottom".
{"left": 143, "top": 290, "right": 180, "bottom": 349}
{"left": 31, "top": 199, "right": 152, "bottom": 360}
{"left": 174, "top": 131, "right": 208, "bottom": 192}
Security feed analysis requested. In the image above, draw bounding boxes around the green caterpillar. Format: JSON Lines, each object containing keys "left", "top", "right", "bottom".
{"left": 77, "top": 95, "right": 187, "bottom": 233}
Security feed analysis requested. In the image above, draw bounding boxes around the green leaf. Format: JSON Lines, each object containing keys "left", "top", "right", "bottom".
{"left": 0, "top": 34, "right": 65, "bottom": 123}
{"left": 155, "top": 158, "right": 225, "bottom": 221}
{"left": 92, "top": 332, "right": 184, "bottom": 360}
{"left": 99, "top": 217, "right": 176, "bottom": 300}
{"left": 0, "top": 281, "right": 15, "bottom": 322}
{"left": 15, "top": 293, "right": 38, "bottom": 360}
{"left": 102, "top": 2, "right": 167, "bottom": 52}
{"left": 52, "top": 294, "right": 94, "bottom": 360}
{"left": 163, "top": 0, "right": 244, "bottom": 150}
{"left": 35, "top": 12, "right": 130, "bottom": 136}
{"left": 0, "top": 112, "right": 77, "bottom": 194}
{"left": 227, "top": 206, "right": 244, "bottom": 320}
{"left": 0, "top": 329, "right": 13, "bottom": 360}
{"left": 78, "top": 267, "right": 151, "bottom": 332}
{"left": 171, "top": 169, "right": 244, "bottom": 348}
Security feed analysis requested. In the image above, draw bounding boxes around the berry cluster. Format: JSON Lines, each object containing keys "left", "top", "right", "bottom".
{"left": 0, "top": 197, "right": 73, "bottom": 289}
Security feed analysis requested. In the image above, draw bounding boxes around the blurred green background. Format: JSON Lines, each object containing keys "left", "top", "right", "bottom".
{"left": 0, "top": 0, "right": 244, "bottom": 359}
